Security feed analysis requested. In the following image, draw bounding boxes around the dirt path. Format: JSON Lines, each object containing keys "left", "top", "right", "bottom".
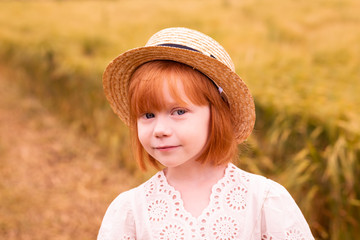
{"left": 0, "top": 70, "right": 139, "bottom": 239}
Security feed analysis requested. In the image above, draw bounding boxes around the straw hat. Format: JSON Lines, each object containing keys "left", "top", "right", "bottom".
{"left": 103, "top": 27, "right": 255, "bottom": 143}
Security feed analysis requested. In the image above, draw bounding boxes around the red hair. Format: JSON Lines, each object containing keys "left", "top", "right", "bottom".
{"left": 128, "top": 60, "right": 237, "bottom": 171}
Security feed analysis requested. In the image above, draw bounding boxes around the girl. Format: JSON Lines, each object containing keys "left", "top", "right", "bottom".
{"left": 98, "top": 27, "right": 314, "bottom": 239}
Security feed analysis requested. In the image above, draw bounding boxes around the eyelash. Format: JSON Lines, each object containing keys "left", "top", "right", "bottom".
{"left": 172, "top": 109, "right": 187, "bottom": 115}
{"left": 141, "top": 108, "right": 188, "bottom": 119}
{"left": 143, "top": 113, "right": 155, "bottom": 119}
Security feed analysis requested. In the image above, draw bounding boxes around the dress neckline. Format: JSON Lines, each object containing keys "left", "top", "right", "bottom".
{"left": 157, "top": 163, "right": 234, "bottom": 221}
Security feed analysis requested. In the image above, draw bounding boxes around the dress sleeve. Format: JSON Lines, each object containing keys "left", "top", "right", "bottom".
{"left": 260, "top": 180, "right": 315, "bottom": 240}
{"left": 97, "top": 190, "right": 136, "bottom": 240}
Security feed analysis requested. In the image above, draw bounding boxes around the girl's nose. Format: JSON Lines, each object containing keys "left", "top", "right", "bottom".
{"left": 153, "top": 117, "right": 172, "bottom": 138}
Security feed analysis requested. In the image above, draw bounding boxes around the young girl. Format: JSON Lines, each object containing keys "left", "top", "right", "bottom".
{"left": 98, "top": 27, "right": 314, "bottom": 239}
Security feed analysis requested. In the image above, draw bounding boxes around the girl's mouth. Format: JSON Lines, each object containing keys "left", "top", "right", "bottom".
{"left": 154, "top": 145, "right": 180, "bottom": 151}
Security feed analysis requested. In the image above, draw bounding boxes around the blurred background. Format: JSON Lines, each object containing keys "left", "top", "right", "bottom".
{"left": 0, "top": 0, "right": 359, "bottom": 239}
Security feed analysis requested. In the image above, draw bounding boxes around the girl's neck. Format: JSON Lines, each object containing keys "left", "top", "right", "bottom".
{"left": 163, "top": 161, "right": 228, "bottom": 186}
{"left": 163, "top": 161, "right": 228, "bottom": 218}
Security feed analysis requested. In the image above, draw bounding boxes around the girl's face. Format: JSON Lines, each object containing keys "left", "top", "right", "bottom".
{"left": 137, "top": 80, "right": 210, "bottom": 169}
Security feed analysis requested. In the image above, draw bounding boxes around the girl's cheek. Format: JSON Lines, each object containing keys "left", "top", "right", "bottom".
{"left": 137, "top": 123, "right": 151, "bottom": 143}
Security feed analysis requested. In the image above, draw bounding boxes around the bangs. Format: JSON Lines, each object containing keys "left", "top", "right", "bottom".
{"left": 128, "top": 61, "right": 212, "bottom": 122}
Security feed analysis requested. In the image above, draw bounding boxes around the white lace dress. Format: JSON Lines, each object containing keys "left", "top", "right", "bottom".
{"left": 98, "top": 163, "right": 314, "bottom": 240}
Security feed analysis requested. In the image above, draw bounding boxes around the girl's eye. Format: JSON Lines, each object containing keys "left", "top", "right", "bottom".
{"left": 144, "top": 113, "right": 155, "bottom": 119}
{"left": 173, "top": 109, "right": 187, "bottom": 116}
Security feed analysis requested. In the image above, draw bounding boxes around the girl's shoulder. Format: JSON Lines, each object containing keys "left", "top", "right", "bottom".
{"left": 103, "top": 187, "right": 138, "bottom": 216}
{"left": 226, "top": 163, "right": 271, "bottom": 190}
{"left": 108, "top": 171, "right": 163, "bottom": 205}
{"left": 230, "top": 164, "right": 314, "bottom": 239}
{"left": 227, "top": 163, "right": 295, "bottom": 203}
{"left": 106, "top": 169, "right": 167, "bottom": 209}
{"left": 98, "top": 187, "right": 139, "bottom": 239}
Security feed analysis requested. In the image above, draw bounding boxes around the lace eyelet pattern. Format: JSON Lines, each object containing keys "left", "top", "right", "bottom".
{"left": 286, "top": 228, "right": 306, "bottom": 240}
{"left": 98, "top": 163, "right": 314, "bottom": 240}
{"left": 143, "top": 163, "right": 250, "bottom": 239}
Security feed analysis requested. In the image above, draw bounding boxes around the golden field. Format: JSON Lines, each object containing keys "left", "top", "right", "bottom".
{"left": 0, "top": 0, "right": 359, "bottom": 239}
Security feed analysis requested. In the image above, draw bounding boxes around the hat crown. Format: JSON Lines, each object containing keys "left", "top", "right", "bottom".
{"left": 146, "top": 27, "right": 235, "bottom": 72}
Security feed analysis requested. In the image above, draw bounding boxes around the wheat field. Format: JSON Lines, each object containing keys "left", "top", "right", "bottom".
{"left": 0, "top": 0, "right": 359, "bottom": 239}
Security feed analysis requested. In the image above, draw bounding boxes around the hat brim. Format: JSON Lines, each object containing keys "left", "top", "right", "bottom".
{"left": 103, "top": 46, "right": 255, "bottom": 143}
